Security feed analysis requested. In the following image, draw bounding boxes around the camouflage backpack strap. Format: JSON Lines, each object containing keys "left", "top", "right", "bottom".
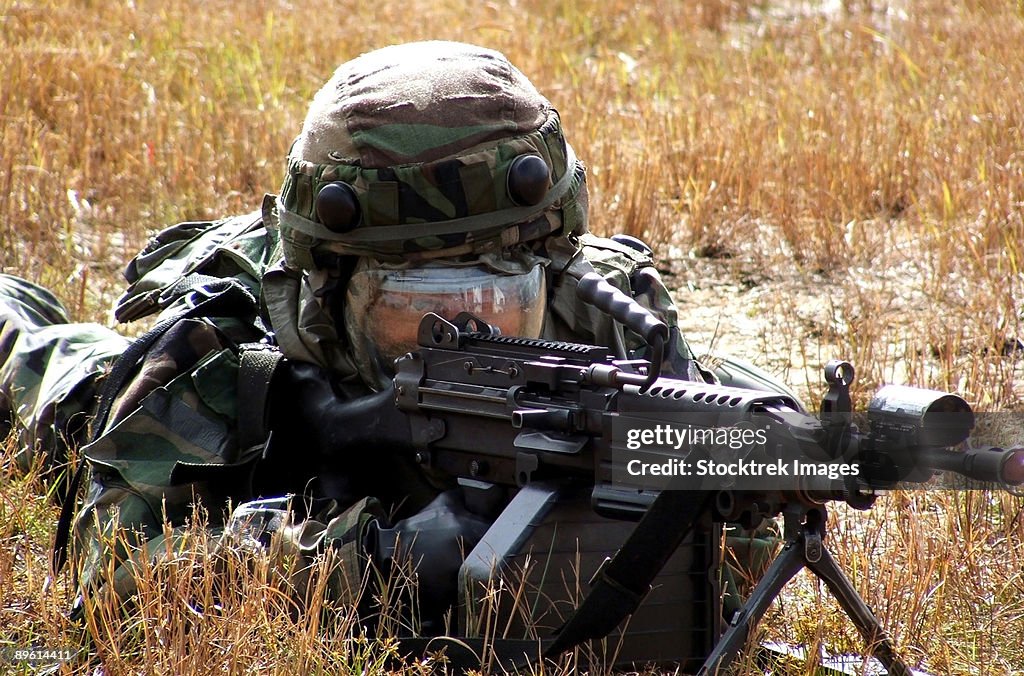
{"left": 52, "top": 277, "right": 259, "bottom": 576}
{"left": 236, "top": 342, "right": 285, "bottom": 453}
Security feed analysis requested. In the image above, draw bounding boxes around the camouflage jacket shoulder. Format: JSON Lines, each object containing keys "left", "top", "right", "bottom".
{"left": 114, "top": 199, "right": 279, "bottom": 333}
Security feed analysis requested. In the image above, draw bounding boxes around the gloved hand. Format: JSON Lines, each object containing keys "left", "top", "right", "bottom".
{"left": 258, "top": 359, "right": 432, "bottom": 509}
{"left": 220, "top": 489, "right": 493, "bottom": 633}
{"left": 251, "top": 359, "right": 496, "bottom": 630}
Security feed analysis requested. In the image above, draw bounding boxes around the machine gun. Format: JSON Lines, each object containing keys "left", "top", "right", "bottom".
{"left": 332, "top": 273, "right": 1024, "bottom": 672}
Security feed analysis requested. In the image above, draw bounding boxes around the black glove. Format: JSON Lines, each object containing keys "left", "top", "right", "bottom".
{"left": 257, "top": 359, "right": 432, "bottom": 518}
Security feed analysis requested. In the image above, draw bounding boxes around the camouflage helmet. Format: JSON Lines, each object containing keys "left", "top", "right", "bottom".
{"left": 275, "top": 41, "right": 588, "bottom": 270}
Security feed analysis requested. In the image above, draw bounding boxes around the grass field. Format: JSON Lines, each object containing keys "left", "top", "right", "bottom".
{"left": 2, "top": 0, "right": 1023, "bottom": 673}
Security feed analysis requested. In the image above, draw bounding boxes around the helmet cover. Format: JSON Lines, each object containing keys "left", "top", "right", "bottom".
{"left": 274, "top": 41, "right": 588, "bottom": 269}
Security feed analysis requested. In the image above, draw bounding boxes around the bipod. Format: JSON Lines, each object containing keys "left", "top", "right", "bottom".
{"left": 697, "top": 506, "right": 912, "bottom": 676}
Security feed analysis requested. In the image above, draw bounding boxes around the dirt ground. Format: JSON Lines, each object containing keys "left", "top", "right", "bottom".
{"left": 660, "top": 239, "right": 1024, "bottom": 415}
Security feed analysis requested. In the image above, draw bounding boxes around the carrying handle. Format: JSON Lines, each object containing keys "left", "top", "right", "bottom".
{"left": 576, "top": 272, "right": 668, "bottom": 388}
{"left": 576, "top": 273, "right": 669, "bottom": 346}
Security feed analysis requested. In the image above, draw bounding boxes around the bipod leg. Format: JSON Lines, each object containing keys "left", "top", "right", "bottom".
{"left": 805, "top": 544, "right": 913, "bottom": 675}
{"left": 696, "top": 536, "right": 806, "bottom": 675}
{"left": 699, "top": 509, "right": 914, "bottom": 676}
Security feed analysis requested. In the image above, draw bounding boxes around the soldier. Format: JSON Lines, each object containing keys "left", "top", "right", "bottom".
{"left": 1, "top": 41, "right": 786, "bottom": 651}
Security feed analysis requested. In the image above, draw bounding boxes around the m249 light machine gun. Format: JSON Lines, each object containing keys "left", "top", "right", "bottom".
{"left": 337, "top": 273, "right": 1024, "bottom": 671}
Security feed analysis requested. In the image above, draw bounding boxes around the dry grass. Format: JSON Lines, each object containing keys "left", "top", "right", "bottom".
{"left": 2, "top": 0, "right": 1024, "bottom": 673}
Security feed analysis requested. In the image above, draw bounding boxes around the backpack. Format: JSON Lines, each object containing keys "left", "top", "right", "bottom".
{"left": 113, "top": 202, "right": 278, "bottom": 325}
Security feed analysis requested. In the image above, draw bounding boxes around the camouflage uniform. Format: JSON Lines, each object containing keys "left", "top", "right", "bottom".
{"left": 0, "top": 42, "right": 702, "bottom": 613}
{"left": 0, "top": 42, "right": 778, "bottom": 631}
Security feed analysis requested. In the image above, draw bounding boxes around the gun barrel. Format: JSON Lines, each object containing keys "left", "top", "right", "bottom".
{"left": 1005, "top": 450, "right": 1024, "bottom": 484}
{"left": 918, "top": 446, "right": 1024, "bottom": 485}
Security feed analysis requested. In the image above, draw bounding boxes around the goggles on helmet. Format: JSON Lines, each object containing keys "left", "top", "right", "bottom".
{"left": 343, "top": 259, "right": 546, "bottom": 380}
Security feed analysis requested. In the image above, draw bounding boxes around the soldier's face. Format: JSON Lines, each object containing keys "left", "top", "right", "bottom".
{"left": 344, "top": 261, "right": 547, "bottom": 372}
